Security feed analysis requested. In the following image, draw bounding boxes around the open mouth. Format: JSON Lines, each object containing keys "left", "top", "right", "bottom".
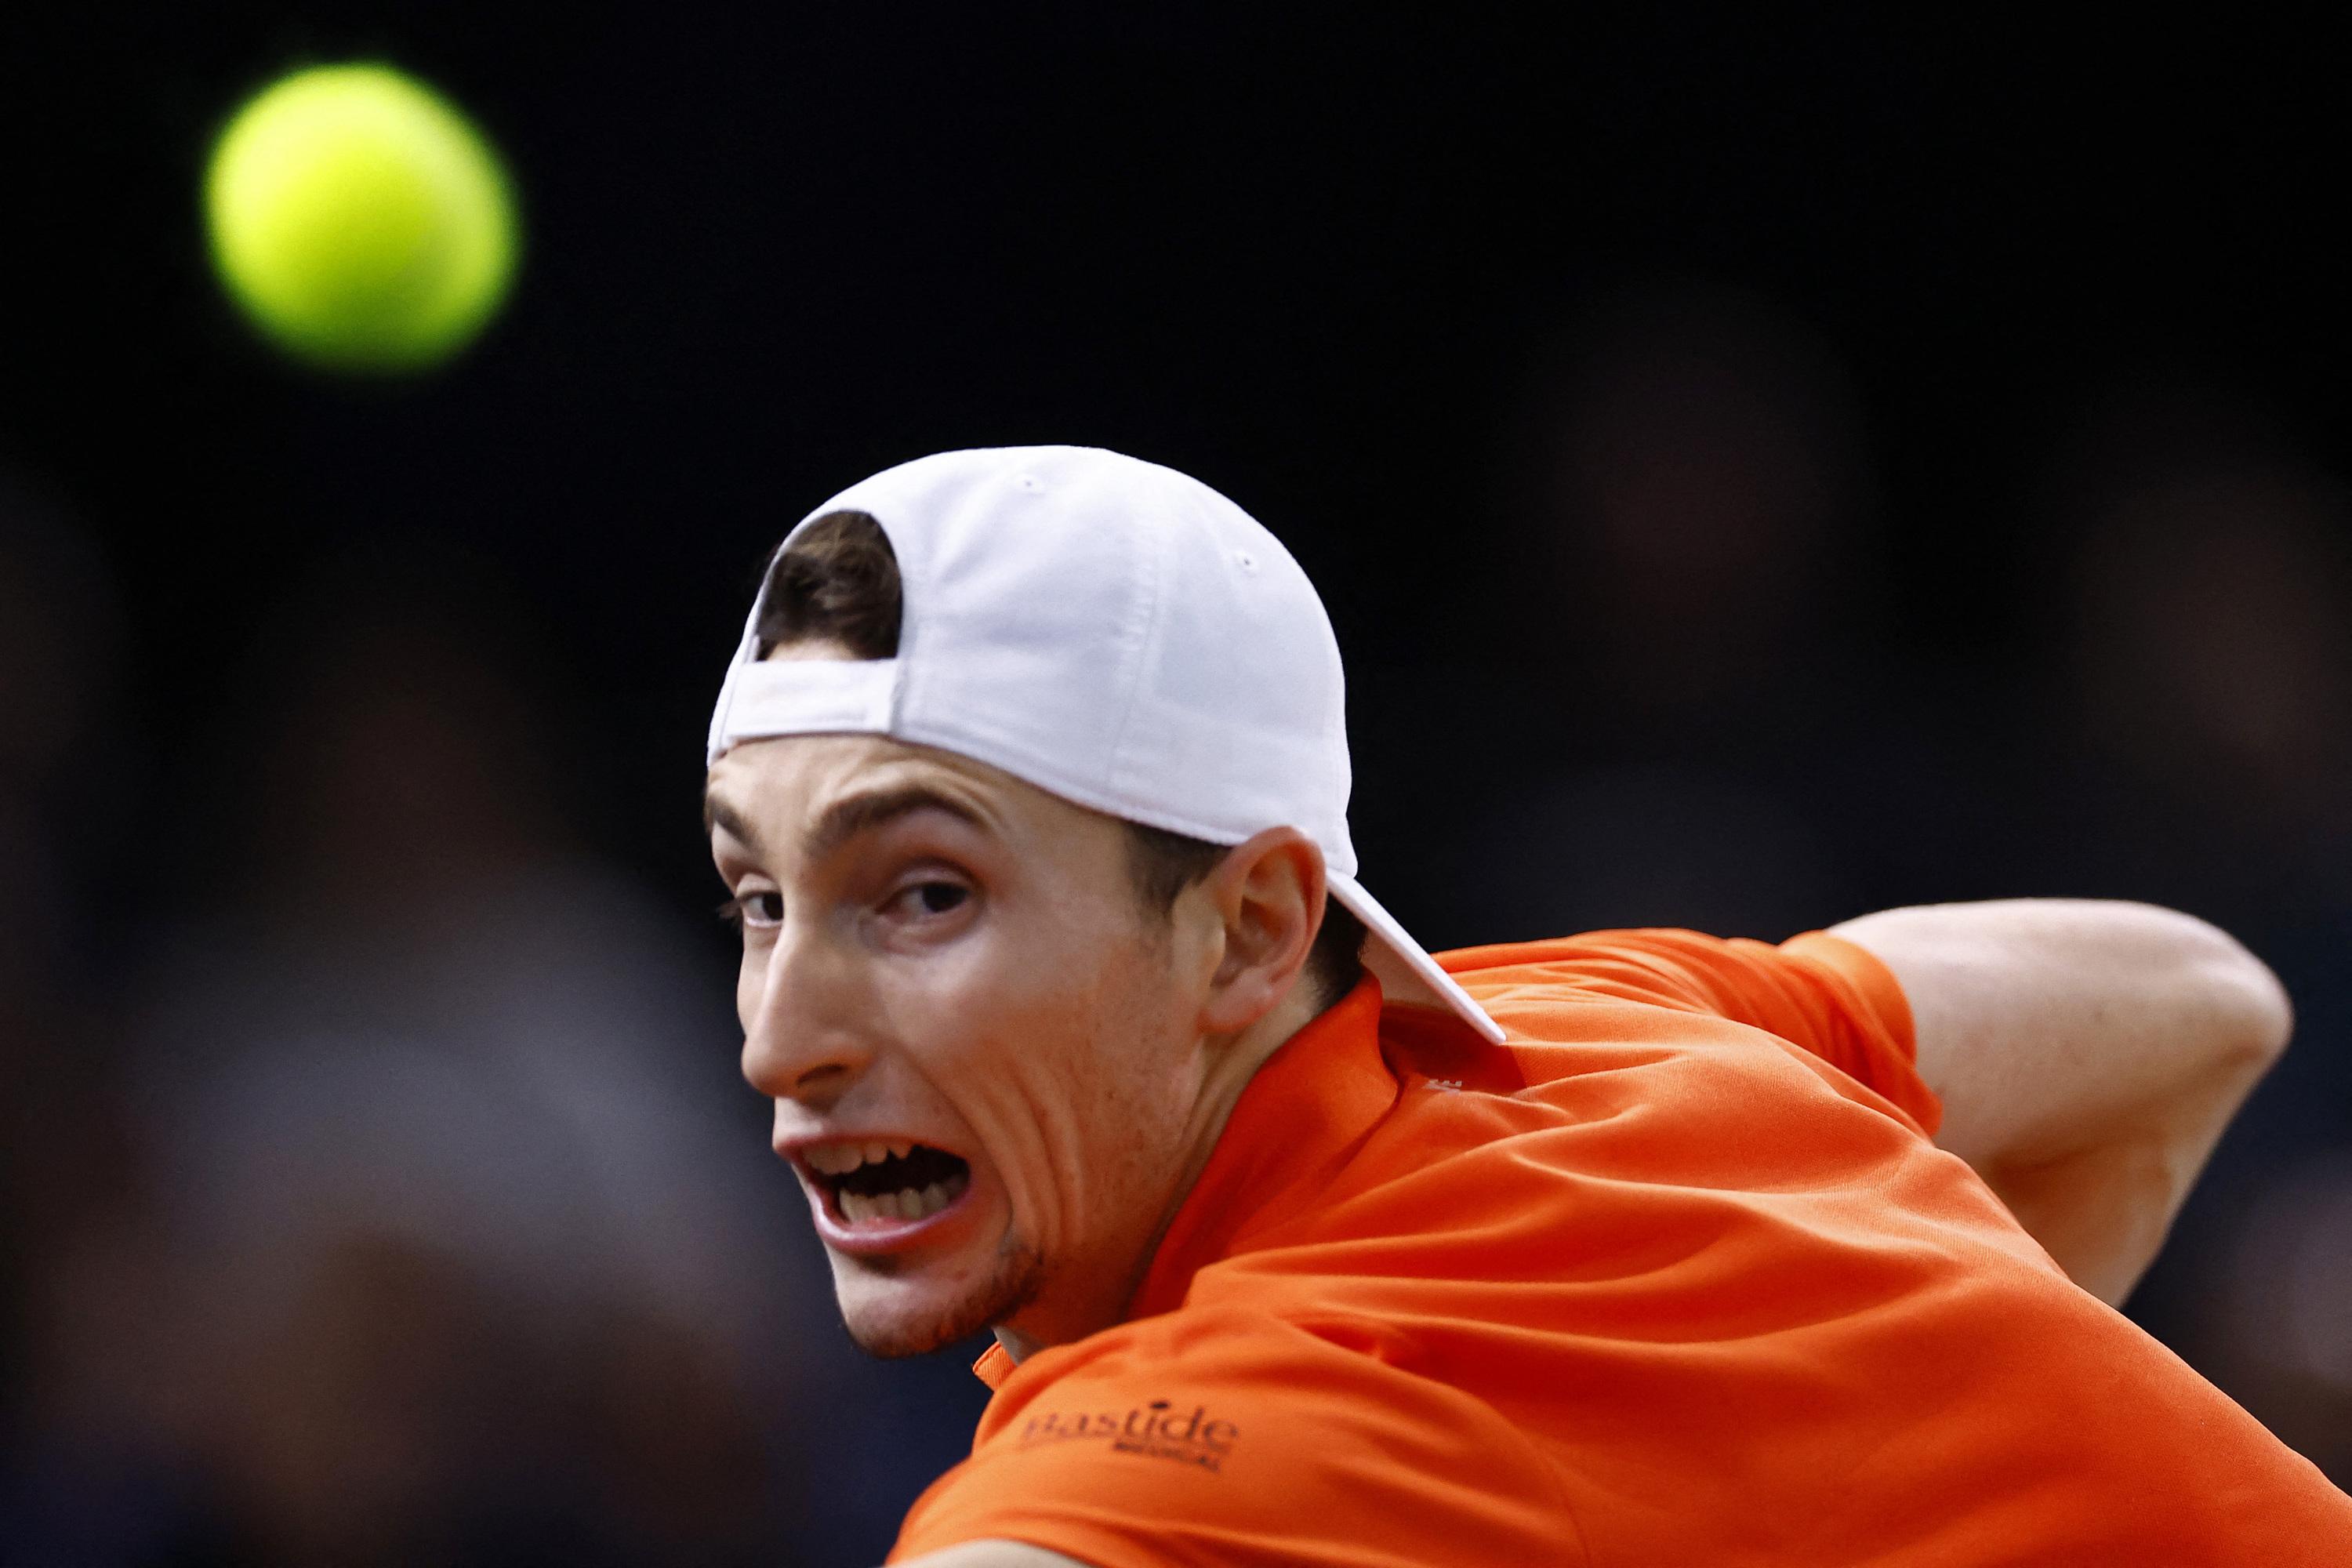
{"left": 803, "top": 1139, "right": 973, "bottom": 1225}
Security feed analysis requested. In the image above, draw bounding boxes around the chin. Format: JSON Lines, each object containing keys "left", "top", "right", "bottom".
{"left": 832, "top": 1237, "right": 1044, "bottom": 1359}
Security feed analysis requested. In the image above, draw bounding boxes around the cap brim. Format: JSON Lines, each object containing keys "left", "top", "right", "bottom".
{"left": 1326, "top": 873, "right": 1505, "bottom": 1044}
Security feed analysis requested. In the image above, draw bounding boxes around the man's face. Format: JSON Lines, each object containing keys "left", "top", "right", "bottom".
{"left": 705, "top": 731, "right": 1219, "bottom": 1358}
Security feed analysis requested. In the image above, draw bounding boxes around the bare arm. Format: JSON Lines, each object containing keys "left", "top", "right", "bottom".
{"left": 892, "top": 1543, "right": 1089, "bottom": 1568}
{"left": 1830, "top": 898, "right": 2292, "bottom": 1306}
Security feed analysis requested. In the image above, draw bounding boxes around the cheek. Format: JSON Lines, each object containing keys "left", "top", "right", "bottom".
{"left": 871, "top": 887, "right": 1200, "bottom": 1222}
{"left": 984, "top": 946, "right": 1199, "bottom": 1207}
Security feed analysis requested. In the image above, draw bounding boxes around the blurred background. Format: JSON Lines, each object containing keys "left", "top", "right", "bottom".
{"left": 2, "top": 5, "right": 2349, "bottom": 1562}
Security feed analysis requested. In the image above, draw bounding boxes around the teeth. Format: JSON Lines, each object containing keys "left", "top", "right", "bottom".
{"left": 804, "top": 1140, "right": 941, "bottom": 1175}
{"left": 833, "top": 1174, "right": 968, "bottom": 1228}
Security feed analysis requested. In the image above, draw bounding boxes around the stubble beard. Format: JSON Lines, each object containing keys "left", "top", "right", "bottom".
{"left": 841, "top": 1231, "right": 1047, "bottom": 1359}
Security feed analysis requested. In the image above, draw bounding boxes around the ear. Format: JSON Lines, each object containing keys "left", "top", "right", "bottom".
{"left": 1195, "top": 826, "right": 1327, "bottom": 1036}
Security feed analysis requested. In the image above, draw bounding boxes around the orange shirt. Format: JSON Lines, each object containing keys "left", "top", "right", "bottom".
{"left": 891, "top": 931, "right": 2352, "bottom": 1566}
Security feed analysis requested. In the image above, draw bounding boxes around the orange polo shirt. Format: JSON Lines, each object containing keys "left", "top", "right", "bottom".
{"left": 890, "top": 930, "right": 2352, "bottom": 1566}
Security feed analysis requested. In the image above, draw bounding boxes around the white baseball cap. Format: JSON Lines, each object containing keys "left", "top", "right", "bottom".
{"left": 706, "top": 445, "right": 1504, "bottom": 1044}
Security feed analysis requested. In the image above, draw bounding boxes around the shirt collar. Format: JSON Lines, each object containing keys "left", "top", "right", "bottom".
{"left": 1125, "top": 975, "right": 1400, "bottom": 1322}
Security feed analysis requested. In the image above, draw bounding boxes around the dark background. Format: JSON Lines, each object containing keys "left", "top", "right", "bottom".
{"left": 4, "top": 8, "right": 2348, "bottom": 1564}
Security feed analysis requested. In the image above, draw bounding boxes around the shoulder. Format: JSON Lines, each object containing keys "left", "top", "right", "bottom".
{"left": 1438, "top": 927, "right": 1896, "bottom": 1033}
{"left": 894, "top": 1306, "right": 1580, "bottom": 1567}
{"left": 1430, "top": 927, "right": 1939, "bottom": 1134}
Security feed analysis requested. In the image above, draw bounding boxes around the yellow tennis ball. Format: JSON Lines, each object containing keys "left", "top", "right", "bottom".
{"left": 205, "top": 64, "right": 518, "bottom": 373}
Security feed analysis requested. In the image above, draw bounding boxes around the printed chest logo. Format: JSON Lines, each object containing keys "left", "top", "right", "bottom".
{"left": 1014, "top": 1399, "right": 1240, "bottom": 1473}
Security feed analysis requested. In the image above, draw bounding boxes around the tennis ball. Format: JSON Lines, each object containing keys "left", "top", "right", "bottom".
{"left": 205, "top": 64, "right": 518, "bottom": 373}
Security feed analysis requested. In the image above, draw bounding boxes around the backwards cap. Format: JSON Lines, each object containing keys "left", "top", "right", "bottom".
{"left": 707, "top": 445, "right": 1503, "bottom": 1044}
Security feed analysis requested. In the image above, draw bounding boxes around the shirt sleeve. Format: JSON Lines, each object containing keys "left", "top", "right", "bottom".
{"left": 888, "top": 1307, "right": 1579, "bottom": 1568}
{"left": 1440, "top": 928, "right": 1942, "bottom": 1138}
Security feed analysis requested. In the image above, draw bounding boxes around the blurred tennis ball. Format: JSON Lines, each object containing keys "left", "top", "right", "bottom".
{"left": 205, "top": 64, "right": 518, "bottom": 373}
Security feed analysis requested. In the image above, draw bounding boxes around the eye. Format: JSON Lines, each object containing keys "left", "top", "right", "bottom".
{"left": 719, "top": 891, "right": 784, "bottom": 930}
{"left": 888, "top": 880, "right": 971, "bottom": 920}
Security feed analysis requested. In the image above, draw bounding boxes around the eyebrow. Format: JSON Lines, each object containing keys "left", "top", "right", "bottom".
{"left": 702, "top": 789, "right": 763, "bottom": 852}
{"left": 801, "top": 784, "right": 990, "bottom": 864}
{"left": 702, "top": 782, "right": 990, "bottom": 863}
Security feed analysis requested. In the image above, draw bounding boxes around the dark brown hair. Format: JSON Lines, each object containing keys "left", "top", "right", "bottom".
{"left": 754, "top": 510, "right": 1367, "bottom": 1009}
{"left": 756, "top": 510, "right": 903, "bottom": 659}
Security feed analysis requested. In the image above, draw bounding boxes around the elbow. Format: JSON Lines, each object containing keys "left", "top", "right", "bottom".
{"left": 2171, "top": 910, "right": 2294, "bottom": 1069}
{"left": 2220, "top": 951, "right": 2293, "bottom": 1067}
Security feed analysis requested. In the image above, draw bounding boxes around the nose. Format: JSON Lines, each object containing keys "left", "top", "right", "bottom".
{"left": 739, "top": 927, "right": 874, "bottom": 1109}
